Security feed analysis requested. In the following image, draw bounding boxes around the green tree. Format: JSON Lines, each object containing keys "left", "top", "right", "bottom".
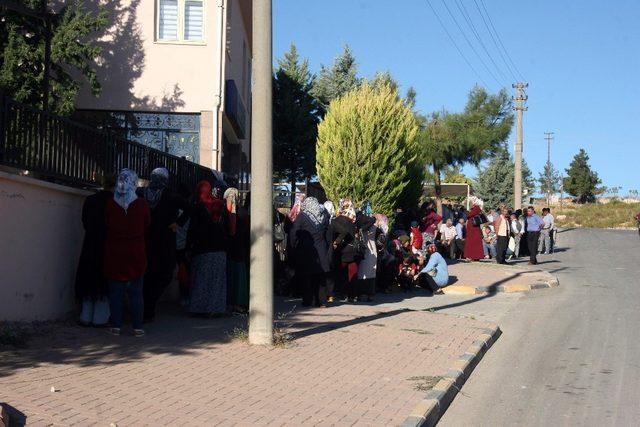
{"left": 311, "top": 45, "right": 360, "bottom": 112}
{"left": 538, "top": 161, "right": 561, "bottom": 205}
{"left": 273, "top": 44, "right": 321, "bottom": 197}
{"left": 419, "top": 86, "right": 514, "bottom": 214}
{"left": 474, "top": 149, "right": 534, "bottom": 209}
{"left": 316, "top": 82, "right": 419, "bottom": 217}
{"left": 0, "top": 0, "right": 107, "bottom": 115}
{"left": 564, "top": 148, "right": 601, "bottom": 203}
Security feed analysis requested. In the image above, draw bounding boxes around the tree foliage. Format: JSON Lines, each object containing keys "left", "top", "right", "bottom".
{"left": 273, "top": 44, "right": 321, "bottom": 186}
{"left": 311, "top": 45, "right": 360, "bottom": 112}
{"left": 316, "top": 82, "right": 419, "bottom": 217}
{"left": 0, "top": 0, "right": 107, "bottom": 115}
{"left": 418, "top": 86, "right": 514, "bottom": 212}
{"left": 538, "top": 161, "right": 561, "bottom": 201}
{"left": 474, "top": 149, "right": 534, "bottom": 209}
{"left": 564, "top": 148, "right": 602, "bottom": 203}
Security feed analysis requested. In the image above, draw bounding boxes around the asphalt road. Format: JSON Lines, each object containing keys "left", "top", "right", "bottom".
{"left": 440, "top": 228, "right": 640, "bottom": 426}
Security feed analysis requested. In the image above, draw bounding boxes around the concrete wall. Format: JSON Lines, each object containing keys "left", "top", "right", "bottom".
{"left": 0, "top": 172, "right": 90, "bottom": 321}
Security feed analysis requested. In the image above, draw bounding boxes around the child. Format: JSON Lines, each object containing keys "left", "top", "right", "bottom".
{"left": 397, "top": 255, "right": 417, "bottom": 292}
{"left": 410, "top": 221, "right": 423, "bottom": 254}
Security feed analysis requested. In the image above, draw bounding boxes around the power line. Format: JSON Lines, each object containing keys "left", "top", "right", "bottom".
{"left": 454, "top": 0, "right": 509, "bottom": 84}
{"left": 476, "top": 0, "right": 525, "bottom": 81}
{"left": 439, "top": 0, "right": 503, "bottom": 88}
{"left": 471, "top": 0, "right": 519, "bottom": 82}
{"left": 424, "top": 0, "right": 490, "bottom": 89}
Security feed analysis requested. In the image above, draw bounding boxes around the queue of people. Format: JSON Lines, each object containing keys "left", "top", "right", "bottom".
{"left": 74, "top": 167, "right": 249, "bottom": 336}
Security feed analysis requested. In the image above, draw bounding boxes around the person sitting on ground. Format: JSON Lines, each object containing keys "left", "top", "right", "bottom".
{"left": 440, "top": 218, "right": 458, "bottom": 259}
{"left": 397, "top": 255, "right": 417, "bottom": 292}
{"left": 482, "top": 225, "right": 497, "bottom": 259}
{"left": 410, "top": 220, "right": 423, "bottom": 254}
{"left": 415, "top": 244, "right": 449, "bottom": 295}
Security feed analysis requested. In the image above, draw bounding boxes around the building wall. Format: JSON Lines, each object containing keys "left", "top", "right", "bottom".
{"left": 75, "top": 0, "right": 220, "bottom": 114}
{"left": 0, "top": 172, "right": 90, "bottom": 321}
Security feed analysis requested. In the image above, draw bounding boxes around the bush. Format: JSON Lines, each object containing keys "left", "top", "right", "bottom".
{"left": 555, "top": 201, "right": 640, "bottom": 229}
{"left": 316, "top": 82, "right": 419, "bottom": 216}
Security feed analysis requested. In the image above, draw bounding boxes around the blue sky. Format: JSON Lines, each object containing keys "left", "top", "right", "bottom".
{"left": 273, "top": 0, "right": 640, "bottom": 195}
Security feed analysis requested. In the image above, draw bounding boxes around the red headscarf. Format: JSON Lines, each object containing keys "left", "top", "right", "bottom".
{"left": 197, "top": 181, "right": 225, "bottom": 221}
{"left": 426, "top": 244, "right": 438, "bottom": 255}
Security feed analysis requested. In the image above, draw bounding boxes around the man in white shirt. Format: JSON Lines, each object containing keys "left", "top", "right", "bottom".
{"left": 539, "top": 208, "right": 555, "bottom": 254}
{"left": 440, "top": 218, "right": 458, "bottom": 259}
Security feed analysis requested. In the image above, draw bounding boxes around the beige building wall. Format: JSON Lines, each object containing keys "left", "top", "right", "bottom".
{"left": 0, "top": 172, "right": 91, "bottom": 321}
{"left": 75, "top": 0, "right": 220, "bottom": 114}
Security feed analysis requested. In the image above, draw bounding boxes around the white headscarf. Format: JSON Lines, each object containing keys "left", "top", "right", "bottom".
{"left": 114, "top": 168, "right": 139, "bottom": 212}
{"left": 468, "top": 196, "right": 484, "bottom": 210}
{"left": 144, "top": 167, "right": 169, "bottom": 209}
{"left": 323, "top": 201, "right": 336, "bottom": 219}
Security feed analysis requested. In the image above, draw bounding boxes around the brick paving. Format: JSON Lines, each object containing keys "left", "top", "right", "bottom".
{"left": 446, "top": 261, "right": 558, "bottom": 289}
{"left": 0, "top": 297, "right": 493, "bottom": 426}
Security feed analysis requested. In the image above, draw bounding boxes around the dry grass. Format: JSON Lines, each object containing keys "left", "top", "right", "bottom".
{"left": 555, "top": 201, "right": 640, "bottom": 229}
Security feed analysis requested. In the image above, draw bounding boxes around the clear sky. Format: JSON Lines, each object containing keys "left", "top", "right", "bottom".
{"left": 273, "top": 0, "right": 640, "bottom": 195}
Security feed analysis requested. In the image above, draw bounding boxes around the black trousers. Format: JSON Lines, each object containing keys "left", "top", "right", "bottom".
{"left": 495, "top": 235, "right": 510, "bottom": 264}
{"left": 527, "top": 231, "right": 540, "bottom": 264}
{"left": 454, "top": 239, "right": 465, "bottom": 259}
{"left": 143, "top": 265, "right": 174, "bottom": 320}
{"left": 301, "top": 272, "right": 325, "bottom": 306}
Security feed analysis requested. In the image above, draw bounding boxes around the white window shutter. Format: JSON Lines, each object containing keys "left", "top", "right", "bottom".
{"left": 184, "top": 1, "right": 204, "bottom": 41}
{"left": 159, "top": 0, "right": 178, "bottom": 40}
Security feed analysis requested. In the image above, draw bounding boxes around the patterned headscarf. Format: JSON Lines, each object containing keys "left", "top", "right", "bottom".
{"left": 114, "top": 168, "right": 139, "bottom": 212}
{"left": 468, "top": 196, "right": 484, "bottom": 210}
{"left": 144, "top": 167, "right": 169, "bottom": 209}
{"left": 197, "top": 180, "right": 225, "bottom": 222}
{"left": 224, "top": 187, "right": 239, "bottom": 214}
{"left": 288, "top": 193, "right": 305, "bottom": 222}
{"left": 426, "top": 244, "right": 438, "bottom": 254}
{"left": 339, "top": 198, "right": 356, "bottom": 220}
{"left": 361, "top": 201, "right": 373, "bottom": 217}
{"left": 374, "top": 214, "right": 389, "bottom": 234}
{"left": 301, "top": 197, "right": 326, "bottom": 228}
{"left": 323, "top": 201, "right": 336, "bottom": 219}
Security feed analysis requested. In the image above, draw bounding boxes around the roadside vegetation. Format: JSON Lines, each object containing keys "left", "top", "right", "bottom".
{"left": 555, "top": 201, "right": 640, "bottom": 229}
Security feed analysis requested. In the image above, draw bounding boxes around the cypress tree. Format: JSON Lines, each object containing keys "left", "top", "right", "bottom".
{"left": 311, "top": 45, "right": 360, "bottom": 112}
{"left": 564, "top": 149, "right": 601, "bottom": 203}
{"left": 316, "top": 82, "right": 419, "bottom": 217}
{"left": 474, "top": 149, "right": 534, "bottom": 209}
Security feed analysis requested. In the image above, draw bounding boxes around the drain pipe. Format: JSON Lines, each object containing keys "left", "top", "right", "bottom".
{"left": 212, "top": 0, "right": 227, "bottom": 171}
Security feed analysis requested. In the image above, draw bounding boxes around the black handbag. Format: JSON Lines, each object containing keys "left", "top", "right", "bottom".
{"left": 472, "top": 213, "right": 488, "bottom": 226}
{"left": 349, "top": 229, "right": 367, "bottom": 261}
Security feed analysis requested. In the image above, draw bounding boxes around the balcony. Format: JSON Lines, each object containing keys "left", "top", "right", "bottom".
{"left": 224, "top": 79, "right": 246, "bottom": 139}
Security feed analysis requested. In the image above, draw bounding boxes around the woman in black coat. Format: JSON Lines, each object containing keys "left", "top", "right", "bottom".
{"left": 140, "top": 168, "right": 190, "bottom": 321}
{"left": 75, "top": 174, "right": 116, "bottom": 326}
{"left": 329, "top": 200, "right": 359, "bottom": 302}
{"left": 289, "top": 197, "right": 330, "bottom": 307}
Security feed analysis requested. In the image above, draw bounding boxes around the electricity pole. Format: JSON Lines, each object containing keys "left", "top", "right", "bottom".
{"left": 249, "top": 0, "right": 274, "bottom": 345}
{"left": 544, "top": 131, "right": 554, "bottom": 206}
{"left": 512, "top": 82, "right": 528, "bottom": 210}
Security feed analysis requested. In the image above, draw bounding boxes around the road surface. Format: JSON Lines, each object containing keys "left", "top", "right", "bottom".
{"left": 440, "top": 228, "right": 640, "bottom": 426}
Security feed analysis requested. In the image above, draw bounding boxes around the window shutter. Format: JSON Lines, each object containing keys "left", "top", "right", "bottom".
{"left": 184, "top": 1, "right": 204, "bottom": 41}
{"left": 159, "top": 0, "right": 178, "bottom": 40}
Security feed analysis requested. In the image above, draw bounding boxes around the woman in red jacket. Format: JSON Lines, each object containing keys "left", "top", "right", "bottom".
{"left": 463, "top": 197, "right": 485, "bottom": 261}
{"left": 105, "top": 169, "right": 150, "bottom": 336}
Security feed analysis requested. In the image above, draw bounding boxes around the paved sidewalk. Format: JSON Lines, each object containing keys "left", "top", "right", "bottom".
{"left": 0, "top": 297, "right": 494, "bottom": 426}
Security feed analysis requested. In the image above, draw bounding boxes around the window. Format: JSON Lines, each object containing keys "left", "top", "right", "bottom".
{"left": 157, "top": 0, "right": 204, "bottom": 43}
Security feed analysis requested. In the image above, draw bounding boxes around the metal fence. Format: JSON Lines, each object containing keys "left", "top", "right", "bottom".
{"left": 0, "top": 94, "right": 219, "bottom": 191}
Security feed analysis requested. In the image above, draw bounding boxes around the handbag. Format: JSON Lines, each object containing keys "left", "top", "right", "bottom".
{"left": 472, "top": 213, "right": 488, "bottom": 226}
{"left": 274, "top": 214, "right": 285, "bottom": 242}
{"left": 349, "top": 228, "right": 367, "bottom": 261}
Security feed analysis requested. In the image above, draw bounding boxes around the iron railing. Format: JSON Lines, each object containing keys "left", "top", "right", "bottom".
{"left": 0, "top": 93, "right": 220, "bottom": 191}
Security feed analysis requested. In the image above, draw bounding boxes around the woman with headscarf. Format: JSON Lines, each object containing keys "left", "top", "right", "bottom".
{"left": 356, "top": 207, "right": 378, "bottom": 302}
{"left": 75, "top": 173, "right": 116, "bottom": 327}
{"left": 288, "top": 197, "right": 330, "bottom": 306}
{"left": 224, "top": 187, "right": 250, "bottom": 312}
{"left": 373, "top": 214, "right": 395, "bottom": 294}
{"left": 139, "top": 167, "right": 190, "bottom": 322}
{"left": 323, "top": 200, "right": 336, "bottom": 220}
{"left": 104, "top": 169, "right": 150, "bottom": 336}
{"left": 186, "top": 180, "right": 229, "bottom": 315}
{"left": 464, "top": 196, "right": 486, "bottom": 261}
{"left": 416, "top": 244, "right": 449, "bottom": 295}
{"left": 329, "top": 198, "right": 360, "bottom": 302}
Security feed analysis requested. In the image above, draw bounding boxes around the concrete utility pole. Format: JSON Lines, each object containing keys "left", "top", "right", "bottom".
{"left": 512, "top": 82, "right": 528, "bottom": 210}
{"left": 248, "top": 0, "right": 274, "bottom": 345}
{"left": 544, "top": 132, "right": 554, "bottom": 206}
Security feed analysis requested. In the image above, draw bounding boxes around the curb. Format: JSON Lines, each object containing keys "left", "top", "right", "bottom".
{"left": 401, "top": 324, "right": 502, "bottom": 427}
{"left": 0, "top": 403, "right": 8, "bottom": 427}
{"left": 443, "top": 276, "right": 559, "bottom": 295}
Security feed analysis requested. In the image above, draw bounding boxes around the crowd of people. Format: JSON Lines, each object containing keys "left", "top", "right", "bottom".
{"left": 75, "top": 167, "right": 557, "bottom": 335}
{"left": 75, "top": 167, "right": 249, "bottom": 336}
